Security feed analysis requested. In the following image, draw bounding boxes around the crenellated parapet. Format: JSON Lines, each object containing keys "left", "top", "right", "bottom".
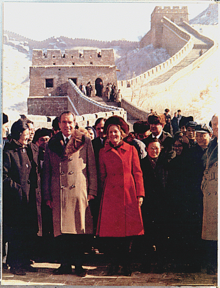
{"left": 32, "top": 48, "right": 115, "bottom": 66}
{"left": 153, "top": 6, "right": 188, "bottom": 14}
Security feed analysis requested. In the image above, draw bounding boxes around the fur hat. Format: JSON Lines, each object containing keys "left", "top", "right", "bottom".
{"left": 133, "top": 121, "right": 150, "bottom": 133}
{"left": 104, "top": 116, "right": 129, "bottom": 135}
{"left": 195, "top": 124, "right": 212, "bottom": 134}
{"left": 33, "top": 128, "right": 51, "bottom": 143}
{"left": 179, "top": 116, "right": 193, "bottom": 128}
{"left": 185, "top": 121, "right": 197, "bottom": 128}
{"left": 147, "top": 113, "right": 166, "bottom": 126}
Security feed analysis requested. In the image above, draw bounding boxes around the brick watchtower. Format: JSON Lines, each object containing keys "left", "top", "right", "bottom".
{"left": 29, "top": 48, "right": 117, "bottom": 97}
{"left": 151, "top": 6, "right": 188, "bottom": 48}
{"left": 140, "top": 6, "right": 188, "bottom": 48}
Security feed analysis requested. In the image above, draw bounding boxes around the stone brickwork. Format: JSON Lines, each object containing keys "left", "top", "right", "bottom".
{"left": 29, "top": 48, "right": 117, "bottom": 101}
{"left": 28, "top": 80, "right": 123, "bottom": 117}
{"left": 28, "top": 96, "right": 70, "bottom": 117}
{"left": 140, "top": 6, "right": 188, "bottom": 48}
{"left": 32, "top": 49, "right": 115, "bottom": 66}
{"left": 161, "top": 17, "right": 190, "bottom": 56}
{"left": 121, "top": 98, "right": 148, "bottom": 121}
{"left": 29, "top": 65, "right": 117, "bottom": 97}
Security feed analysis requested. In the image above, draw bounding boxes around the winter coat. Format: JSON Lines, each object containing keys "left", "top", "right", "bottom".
{"left": 96, "top": 141, "right": 145, "bottom": 237}
{"left": 140, "top": 155, "right": 169, "bottom": 231}
{"left": 201, "top": 137, "right": 218, "bottom": 241}
{"left": 42, "top": 129, "right": 97, "bottom": 237}
{"left": 3, "top": 140, "right": 42, "bottom": 236}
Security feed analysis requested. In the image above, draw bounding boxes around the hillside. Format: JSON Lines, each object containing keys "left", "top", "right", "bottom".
{"left": 2, "top": 3, "right": 219, "bottom": 124}
{"left": 189, "top": 3, "right": 218, "bottom": 25}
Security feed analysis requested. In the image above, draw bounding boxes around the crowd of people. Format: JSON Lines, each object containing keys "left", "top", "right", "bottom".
{"left": 2, "top": 109, "right": 218, "bottom": 277}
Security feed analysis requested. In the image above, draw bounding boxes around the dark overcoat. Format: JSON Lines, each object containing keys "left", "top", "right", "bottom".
{"left": 3, "top": 140, "right": 42, "bottom": 236}
{"left": 140, "top": 155, "right": 169, "bottom": 233}
{"left": 42, "top": 129, "right": 97, "bottom": 237}
{"left": 96, "top": 141, "right": 145, "bottom": 237}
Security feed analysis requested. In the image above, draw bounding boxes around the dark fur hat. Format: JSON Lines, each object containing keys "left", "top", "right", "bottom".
{"left": 147, "top": 112, "right": 166, "bottom": 126}
{"left": 133, "top": 121, "right": 150, "bottom": 133}
{"left": 33, "top": 128, "right": 51, "bottom": 143}
{"left": 104, "top": 116, "right": 129, "bottom": 135}
{"left": 179, "top": 116, "right": 193, "bottom": 128}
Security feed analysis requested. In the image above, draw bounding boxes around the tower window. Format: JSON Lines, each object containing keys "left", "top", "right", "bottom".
{"left": 46, "top": 79, "right": 53, "bottom": 88}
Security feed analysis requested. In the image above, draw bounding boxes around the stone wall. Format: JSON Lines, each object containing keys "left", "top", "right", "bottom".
{"left": 140, "top": 40, "right": 217, "bottom": 96}
{"left": 140, "top": 6, "right": 188, "bottom": 49}
{"left": 118, "top": 19, "right": 193, "bottom": 91}
{"left": 121, "top": 98, "right": 148, "bottom": 120}
{"left": 20, "top": 109, "right": 127, "bottom": 131}
{"left": 67, "top": 80, "right": 121, "bottom": 115}
{"left": 28, "top": 80, "right": 123, "bottom": 117}
{"left": 139, "top": 30, "right": 152, "bottom": 49}
{"left": 181, "top": 21, "right": 214, "bottom": 48}
{"left": 32, "top": 49, "right": 115, "bottom": 66}
{"left": 28, "top": 96, "right": 70, "bottom": 116}
{"left": 29, "top": 65, "right": 117, "bottom": 97}
{"left": 161, "top": 17, "right": 191, "bottom": 56}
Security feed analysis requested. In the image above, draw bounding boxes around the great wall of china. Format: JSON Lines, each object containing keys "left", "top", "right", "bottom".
{"left": 26, "top": 5, "right": 218, "bottom": 129}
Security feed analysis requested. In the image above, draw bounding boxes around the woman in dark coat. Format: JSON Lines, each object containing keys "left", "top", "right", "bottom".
{"left": 140, "top": 138, "right": 169, "bottom": 273}
{"left": 3, "top": 119, "right": 41, "bottom": 275}
{"left": 96, "top": 116, "right": 145, "bottom": 276}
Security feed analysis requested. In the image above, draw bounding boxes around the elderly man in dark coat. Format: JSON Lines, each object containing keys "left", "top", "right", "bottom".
{"left": 142, "top": 112, "right": 175, "bottom": 162}
{"left": 42, "top": 111, "right": 97, "bottom": 276}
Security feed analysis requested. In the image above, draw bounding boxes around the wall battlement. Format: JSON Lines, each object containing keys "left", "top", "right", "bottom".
{"left": 32, "top": 48, "right": 115, "bottom": 66}
{"left": 154, "top": 6, "right": 188, "bottom": 13}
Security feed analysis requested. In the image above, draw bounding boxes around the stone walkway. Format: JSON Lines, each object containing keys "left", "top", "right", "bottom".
{"left": 1, "top": 262, "right": 217, "bottom": 286}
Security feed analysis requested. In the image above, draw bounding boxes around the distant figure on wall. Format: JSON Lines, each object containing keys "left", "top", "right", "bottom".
{"left": 79, "top": 83, "right": 86, "bottom": 95}
{"left": 86, "top": 82, "right": 93, "bottom": 97}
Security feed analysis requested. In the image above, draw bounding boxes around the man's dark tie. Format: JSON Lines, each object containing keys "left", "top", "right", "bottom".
{"left": 65, "top": 138, "right": 69, "bottom": 146}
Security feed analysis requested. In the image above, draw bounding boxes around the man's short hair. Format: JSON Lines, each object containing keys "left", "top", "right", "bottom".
{"left": 59, "top": 111, "right": 76, "bottom": 123}
{"left": 94, "top": 117, "right": 106, "bottom": 128}
{"left": 148, "top": 112, "right": 165, "bottom": 126}
{"left": 52, "top": 117, "right": 60, "bottom": 131}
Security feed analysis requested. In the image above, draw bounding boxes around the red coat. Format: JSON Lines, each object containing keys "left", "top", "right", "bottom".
{"left": 96, "top": 141, "right": 145, "bottom": 237}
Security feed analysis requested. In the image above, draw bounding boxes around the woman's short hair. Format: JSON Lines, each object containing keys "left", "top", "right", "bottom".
{"left": 11, "top": 119, "right": 29, "bottom": 140}
{"left": 145, "top": 137, "right": 161, "bottom": 148}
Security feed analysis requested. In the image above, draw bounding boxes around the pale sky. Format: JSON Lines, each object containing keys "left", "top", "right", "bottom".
{"left": 3, "top": 1, "right": 212, "bottom": 42}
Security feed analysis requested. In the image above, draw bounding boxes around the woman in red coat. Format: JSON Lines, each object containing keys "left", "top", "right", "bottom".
{"left": 96, "top": 116, "right": 145, "bottom": 276}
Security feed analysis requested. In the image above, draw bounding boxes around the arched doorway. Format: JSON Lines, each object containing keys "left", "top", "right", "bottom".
{"left": 95, "top": 78, "right": 103, "bottom": 97}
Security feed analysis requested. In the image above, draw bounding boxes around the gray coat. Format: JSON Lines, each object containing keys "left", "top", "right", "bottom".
{"left": 42, "top": 129, "right": 97, "bottom": 237}
{"left": 201, "top": 138, "right": 218, "bottom": 241}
